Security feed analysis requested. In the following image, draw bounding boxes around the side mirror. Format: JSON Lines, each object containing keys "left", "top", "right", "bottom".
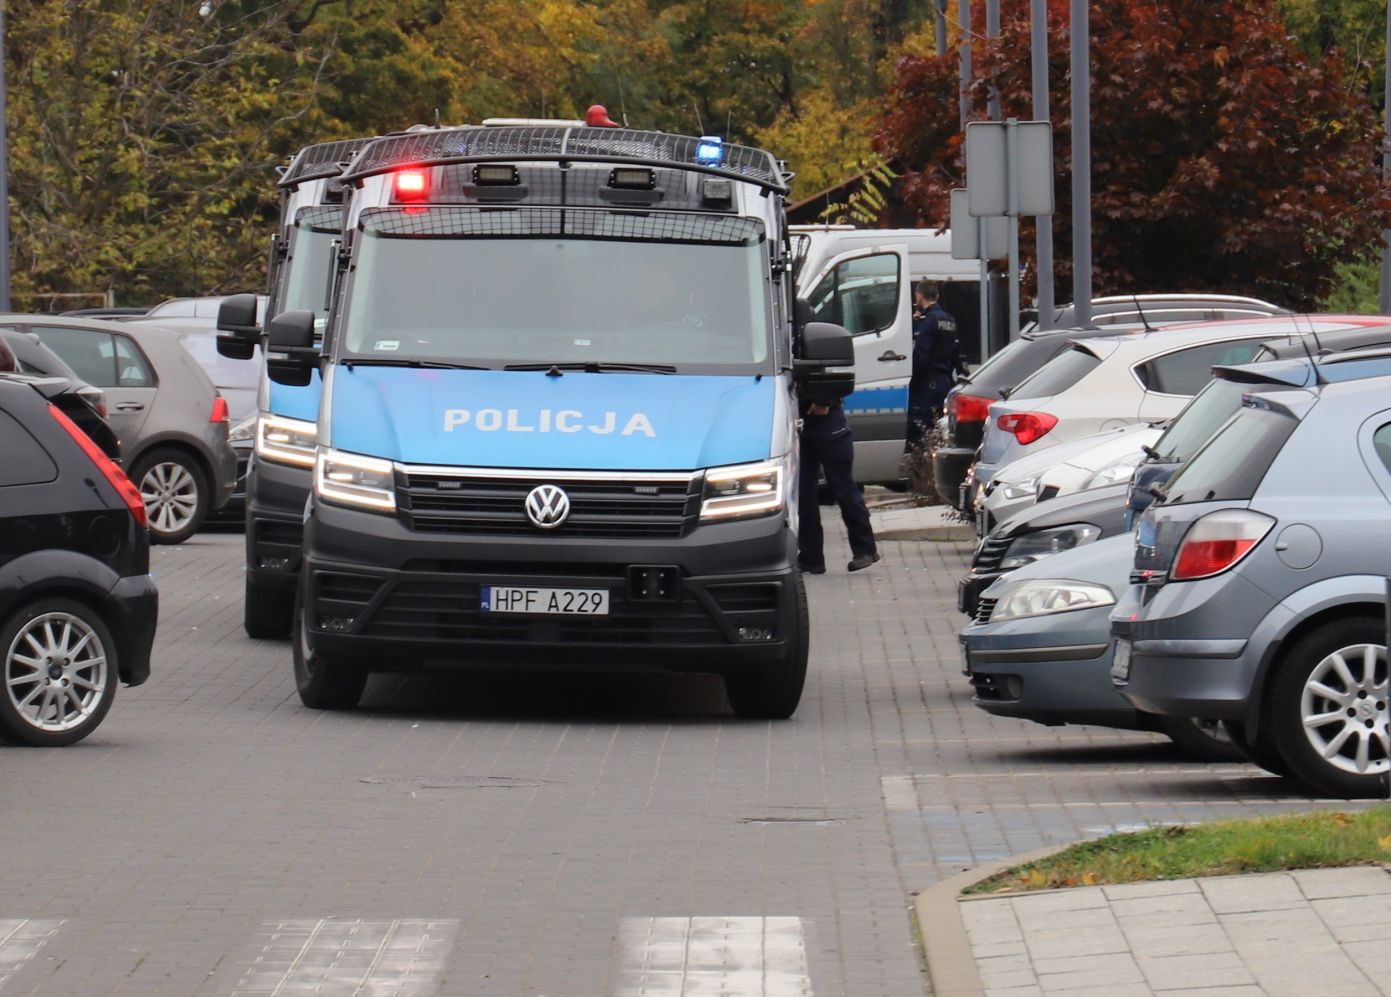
{"left": 793, "top": 296, "right": 813, "bottom": 337}
{"left": 265, "top": 310, "right": 319, "bottom": 387}
{"left": 794, "top": 320, "right": 855, "bottom": 403}
{"left": 215, "top": 292, "right": 261, "bottom": 360}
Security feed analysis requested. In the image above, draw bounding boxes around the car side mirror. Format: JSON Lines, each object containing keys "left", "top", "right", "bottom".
{"left": 265, "top": 310, "right": 319, "bottom": 387}
{"left": 794, "top": 320, "right": 855, "bottom": 403}
{"left": 215, "top": 292, "right": 261, "bottom": 360}
{"left": 793, "top": 296, "right": 813, "bottom": 338}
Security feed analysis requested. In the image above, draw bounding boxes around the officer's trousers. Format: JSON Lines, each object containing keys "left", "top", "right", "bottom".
{"left": 798, "top": 416, "right": 876, "bottom": 567}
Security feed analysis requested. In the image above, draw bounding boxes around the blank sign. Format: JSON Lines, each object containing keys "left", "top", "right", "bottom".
{"left": 950, "top": 189, "right": 1008, "bottom": 260}
{"left": 965, "top": 120, "right": 1055, "bottom": 217}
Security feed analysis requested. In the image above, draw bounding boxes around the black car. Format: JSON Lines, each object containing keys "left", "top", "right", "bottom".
{"left": 0, "top": 376, "right": 157, "bottom": 746}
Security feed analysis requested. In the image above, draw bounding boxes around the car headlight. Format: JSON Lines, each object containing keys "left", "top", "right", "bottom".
{"left": 1083, "top": 458, "right": 1140, "bottom": 490}
{"left": 229, "top": 413, "right": 257, "bottom": 443}
{"left": 999, "top": 523, "right": 1101, "bottom": 570}
{"left": 701, "top": 456, "right": 786, "bottom": 521}
{"left": 999, "top": 474, "right": 1040, "bottom": 501}
{"left": 991, "top": 578, "right": 1115, "bottom": 621}
{"left": 256, "top": 414, "right": 318, "bottom": 468}
{"left": 314, "top": 448, "right": 396, "bottom": 512}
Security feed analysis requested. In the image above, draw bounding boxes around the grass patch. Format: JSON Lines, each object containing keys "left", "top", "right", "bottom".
{"left": 964, "top": 809, "right": 1391, "bottom": 895}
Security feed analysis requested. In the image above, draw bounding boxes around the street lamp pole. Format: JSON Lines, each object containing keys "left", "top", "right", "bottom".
{"left": 1379, "top": 0, "right": 1391, "bottom": 314}
{"left": 1031, "top": 0, "right": 1055, "bottom": 329}
{"left": 1070, "top": 0, "right": 1092, "bottom": 328}
{"left": 934, "top": 0, "right": 948, "bottom": 56}
{"left": 985, "top": 0, "right": 1001, "bottom": 121}
{"left": 958, "top": 0, "right": 972, "bottom": 132}
{"left": 0, "top": 2, "right": 11, "bottom": 313}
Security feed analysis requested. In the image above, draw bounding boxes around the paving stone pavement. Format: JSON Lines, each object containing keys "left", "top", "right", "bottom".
{"left": 0, "top": 523, "right": 1374, "bottom": 995}
{"left": 960, "top": 866, "right": 1391, "bottom": 996}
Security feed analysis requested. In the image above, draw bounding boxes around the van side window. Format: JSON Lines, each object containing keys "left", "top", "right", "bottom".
{"left": 0, "top": 410, "right": 58, "bottom": 486}
{"left": 807, "top": 253, "right": 899, "bottom": 336}
{"left": 1138, "top": 340, "right": 1265, "bottom": 396}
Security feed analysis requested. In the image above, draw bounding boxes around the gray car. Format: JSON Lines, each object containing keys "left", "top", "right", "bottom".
{"left": 13, "top": 314, "right": 237, "bottom": 544}
{"left": 1112, "top": 371, "right": 1391, "bottom": 798}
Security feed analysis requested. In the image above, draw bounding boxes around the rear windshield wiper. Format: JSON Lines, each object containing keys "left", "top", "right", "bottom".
{"left": 343, "top": 358, "right": 489, "bottom": 370}
{"left": 504, "top": 361, "right": 676, "bottom": 375}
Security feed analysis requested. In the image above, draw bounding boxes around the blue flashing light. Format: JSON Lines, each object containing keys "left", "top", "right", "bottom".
{"left": 696, "top": 135, "right": 724, "bottom": 165}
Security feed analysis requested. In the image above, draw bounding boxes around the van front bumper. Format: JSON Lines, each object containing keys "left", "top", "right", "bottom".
{"left": 300, "top": 499, "right": 800, "bottom": 671}
{"left": 244, "top": 456, "right": 312, "bottom": 591}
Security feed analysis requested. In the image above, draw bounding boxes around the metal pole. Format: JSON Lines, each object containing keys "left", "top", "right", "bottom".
{"left": 1030, "top": 0, "right": 1055, "bottom": 329}
{"left": 0, "top": 3, "right": 11, "bottom": 313}
{"left": 985, "top": 0, "right": 1001, "bottom": 121}
{"left": 958, "top": 0, "right": 972, "bottom": 132}
{"left": 934, "top": 0, "right": 948, "bottom": 56}
{"left": 1379, "top": 0, "right": 1391, "bottom": 313}
{"left": 978, "top": 215, "right": 990, "bottom": 363}
{"left": 1007, "top": 118, "right": 1021, "bottom": 339}
{"left": 1069, "top": 0, "right": 1092, "bottom": 328}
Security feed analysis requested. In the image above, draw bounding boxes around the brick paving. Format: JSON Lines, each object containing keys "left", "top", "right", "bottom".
{"left": 0, "top": 523, "right": 1370, "bottom": 995}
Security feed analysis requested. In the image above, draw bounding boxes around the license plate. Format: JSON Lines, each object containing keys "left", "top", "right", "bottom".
{"left": 481, "top": 586, "right": 610, "bottom": 616}
{"left": 1111, "top": 638, "right": 1132, "bottom": 682}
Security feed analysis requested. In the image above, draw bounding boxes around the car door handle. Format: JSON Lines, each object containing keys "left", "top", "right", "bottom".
{"left": 878, "top": 350, "right": 906, "bottom": 362}
{"left": 114, "top": 402, "right": 145, "bottom": 412}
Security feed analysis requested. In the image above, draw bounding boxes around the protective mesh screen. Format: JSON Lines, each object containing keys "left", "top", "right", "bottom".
{"left": 294, "top": 205, "right": 345, "bottom": 234}
{"left": 358, "top": 206, "right": 765, "bottom": 245}
{"left": 280, "top": 138, "right": 373, "bottom": 188}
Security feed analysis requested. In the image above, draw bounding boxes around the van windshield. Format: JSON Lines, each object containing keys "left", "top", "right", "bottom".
{"left": 280, "top": 206, "right": 342, "bottom": 335}
{"left": 340, "top": 207, "right": 773, "bottom": 374}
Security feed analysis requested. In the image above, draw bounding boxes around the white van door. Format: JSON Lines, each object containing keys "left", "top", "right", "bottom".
{"left": 801, "top": 244, "right": 914, "bottom": 482}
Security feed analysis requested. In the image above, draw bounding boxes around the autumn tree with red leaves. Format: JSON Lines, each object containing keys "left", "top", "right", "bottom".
{"left": 877, "top": 0, "right": 1391, "bottom": 310}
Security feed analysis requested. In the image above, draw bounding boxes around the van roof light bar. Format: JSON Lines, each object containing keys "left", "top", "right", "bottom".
{"left": 280, "top": 137, "right": 376, "bottom": 189}
{"left": 340, "top": 126, "right": 787, "bottom": 194}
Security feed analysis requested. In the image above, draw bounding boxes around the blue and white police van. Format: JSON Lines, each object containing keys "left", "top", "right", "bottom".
{"left": 217, "top": 137, "right": 373, "bottom": 637}
{"left": 260, "top": 123, "right": 855, "bottom": 718}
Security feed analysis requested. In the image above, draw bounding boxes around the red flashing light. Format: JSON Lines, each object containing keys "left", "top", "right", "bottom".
{"left": 210, "top": 396, "right": 229, "bottom": 424}
{"left": 393, "top": 169, "right": 429, "bottom": 200}
{"left": 996, "top": 411, "right": 1058, "bottom": 446}
{"left": 48, "top": 402, "right": 147, "bottom": 530}
{"left": 951, "top": 392, "right": 993, "bottom": 424}
{"left": 586, "top": 104, "right": 621, "bottom": 128}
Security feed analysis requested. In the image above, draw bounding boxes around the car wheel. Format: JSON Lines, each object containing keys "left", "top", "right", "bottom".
{"left": 244, "top": 575, "right": 294, "bottom": 639}
{"left": 0, "top": 598, "right": 118, "bottom": 746}
{"left": 292, "top": 585, "right": 367, "bottom": 710}
{"left": 132, "top": 448, "right": 209, "bottom": 544}
{"left": 723, "top": 571, "right": 808, "bottom": 720}
{"left": 1270, "top": 618, "right": 1389, "bottom": 798}
{"left": 1221, "top": 720, "right": 1292, "bottom": 777}
{"left": 1156, "top": 716, "right": 1243, "bottom": 762}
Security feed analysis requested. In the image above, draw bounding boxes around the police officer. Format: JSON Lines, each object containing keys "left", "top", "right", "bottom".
{"left": 906, "top": 280, "right": 963, "bottom": 452}
{"left": 798, "top": 396, "right": 880, "bottom": 574}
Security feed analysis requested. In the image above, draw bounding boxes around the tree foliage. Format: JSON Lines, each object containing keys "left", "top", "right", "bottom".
{"left": 877, "top": 0, "right": 1391, "bottom": 309}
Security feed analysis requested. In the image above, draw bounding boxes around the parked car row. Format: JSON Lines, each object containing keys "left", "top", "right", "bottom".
{"left": 950, "top": 311, "right": 1391, "bottom": 797}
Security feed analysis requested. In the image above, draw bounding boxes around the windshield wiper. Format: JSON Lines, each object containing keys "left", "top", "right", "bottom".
{"left": 344, "top": 358, "right": 489, "bottom": 370}
{"left": 504, "top": 361, "right": 677, "bottom": 375}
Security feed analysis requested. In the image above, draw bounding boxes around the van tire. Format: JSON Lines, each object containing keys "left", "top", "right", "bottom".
{"left": 723, "top": 571, "right": 808, "bottom": 720}
{"left": 292, "top": 586, "right": 367, "bottom": 711}
{"left": 131, "top": 447, "right": 209, "bottom": 544}
{"left": 244, "top": 575, "right": 294, "bottom": 639}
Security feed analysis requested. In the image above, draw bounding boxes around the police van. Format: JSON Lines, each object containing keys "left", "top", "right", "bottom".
{"left": 259, "top": 124, "right": 856, "bottom": 718}
{"left": 216, "top": 138, "right": 373, "bottom": 637}
{"left": 791, "top": 225, "right": 982, "bottom": 483}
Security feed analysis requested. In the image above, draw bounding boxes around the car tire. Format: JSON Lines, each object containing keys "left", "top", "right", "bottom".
{"left": 132, "top": 447, "right": 209, "bottom": 544}
{"left": 1221, "top": 720, "right": 1292, "bottom": 777}
{"left": 292, "top": 585, "right": 367, "bottom": 710}
{"left": 244, "top": 575, "right": 294, "bottom": 639}
{"left": 1156, "top": 716, "right": 1243, "bottom": 762}
{"left": 723, "top": 571, "right": 808, "bottom": 720}
{"left": 1269, "top": 617, "right": 1389, "bottom": 799}
{"left": 0, "top": 597, "right": 118, "bottom": 746}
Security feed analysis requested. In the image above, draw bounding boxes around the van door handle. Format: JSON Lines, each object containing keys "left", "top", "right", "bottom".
{"left": 114, "top": 402, "right": 145, "bottom": 412}
{"left": 878, "top": 350, "right": 906, "bottom": 362}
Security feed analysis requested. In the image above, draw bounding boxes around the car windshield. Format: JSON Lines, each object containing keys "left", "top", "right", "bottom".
{"left": 280, "top": 206, "right": 342, "bottom": 335}
{"left": 340, "top": 207, "right": 773, "bottom": 374}
{"left": 1161, "top": 404, "right": 1299, "bottom": 505}
{"left": 1152, "top": 376, "right": 1248, "bottom": 461}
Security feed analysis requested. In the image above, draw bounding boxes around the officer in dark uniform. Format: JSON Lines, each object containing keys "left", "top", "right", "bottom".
{"left": 797, "top": 396, "right": 880, "bottom": 574}
{"left": 906, "top": 280, "right": 963, "bottom": 452}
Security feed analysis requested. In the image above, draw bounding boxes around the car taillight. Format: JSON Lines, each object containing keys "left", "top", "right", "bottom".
{"left": 1172, "top": 510, "right": 1274, "bottom": 581}
{"left": 210, "top": 396, "right": 229, "bottom": 423}
{"left": 996, "top": 412, "right": 1058, "bottom": 446}
{"left": 952, "top": 392, "right": 993, "bottom": 423}
{"left": 48, "top": 402, "right": 147, "bottom": 529}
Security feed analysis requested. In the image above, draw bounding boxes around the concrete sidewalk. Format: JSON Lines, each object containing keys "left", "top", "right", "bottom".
{"left": 920, "top": 864, "right": 1391, "bottom": 996}
{"left": 868, "top": 500, "right": 975, "bottom": 542}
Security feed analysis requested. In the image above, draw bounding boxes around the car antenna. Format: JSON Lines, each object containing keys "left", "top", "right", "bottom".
{"left": 1294, "top": 314, "right": 1326, "bottom": 386}
{"left": 1130, "top": 293, "right": 1155, "bottom": 332}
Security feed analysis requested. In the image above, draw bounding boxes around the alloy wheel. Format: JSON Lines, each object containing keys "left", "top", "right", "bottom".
{"left": 139, "top": 461, "right": 199, "bottom": 536}
{"left": 5, "top": 612, "right": 109, "bottom": 734}
{"left": 1300, "top": 642, "right": 1389, "bottom": 776}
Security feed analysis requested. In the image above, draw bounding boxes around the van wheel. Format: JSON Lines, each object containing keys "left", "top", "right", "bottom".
{"left": 292, "top": 587, "right": 367, "bottom": 710}
{"left": 723, "top": 572, "right": 808, "bottom": 720}
{"left": 1156, "top": 716, "right": 1242, "bottom": 762}
{"left": 1221, "top": 720, "right": 1292, "bottom": 777}
{"left": 132, "top": 448, "right": 208, "bottom": 544}
{"left": 0, "top": 598, "right": 118, "bottom": 746}
{"left": 244, "top": 575, "right": 294, "bottom": 639}
{"left": 1270, "top": 618, "right": 1389, "bottom": 798}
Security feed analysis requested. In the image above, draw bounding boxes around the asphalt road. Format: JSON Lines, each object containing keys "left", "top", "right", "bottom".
{"left": 0, "top": 527, "right": 1365, "bottom": 996}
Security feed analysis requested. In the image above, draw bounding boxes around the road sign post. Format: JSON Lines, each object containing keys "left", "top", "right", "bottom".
{"left": 951, "top": 188, "right": 1007, "bottom": 364}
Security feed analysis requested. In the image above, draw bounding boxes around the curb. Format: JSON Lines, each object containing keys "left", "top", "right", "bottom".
{"left": 913, "top": 844, "right": 1073, "bottom": 996}
{"left": 877, "top": 524, "right": 976, "bottom": 542}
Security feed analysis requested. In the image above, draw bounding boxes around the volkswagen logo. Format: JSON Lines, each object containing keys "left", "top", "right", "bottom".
{"left": 524, "top": 484, "right": 571, "bottom": 529}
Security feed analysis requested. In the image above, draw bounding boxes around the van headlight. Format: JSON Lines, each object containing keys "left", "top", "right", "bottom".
{"left": 990, "top": 578, "right": 1115, "bottom": 621}
{"left": 315, "top": 448, "right": 397, "bottom": 512}
{"left": 701, "top": 456, "right": 786, "bottom": 521}
{"left": 256, "top": 414, "right": 318, "bottom": 468}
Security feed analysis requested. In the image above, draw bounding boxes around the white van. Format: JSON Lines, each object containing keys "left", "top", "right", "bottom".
{"left": 792, "top": 225, "right": 982, "bottom": 483}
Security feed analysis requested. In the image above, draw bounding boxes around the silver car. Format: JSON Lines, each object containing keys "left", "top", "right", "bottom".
{"left": 14, "top": 314, "right": 237, "bottom": 543}
{"left": 1113, "top": 370, "right": 1391, "bottom": 798}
